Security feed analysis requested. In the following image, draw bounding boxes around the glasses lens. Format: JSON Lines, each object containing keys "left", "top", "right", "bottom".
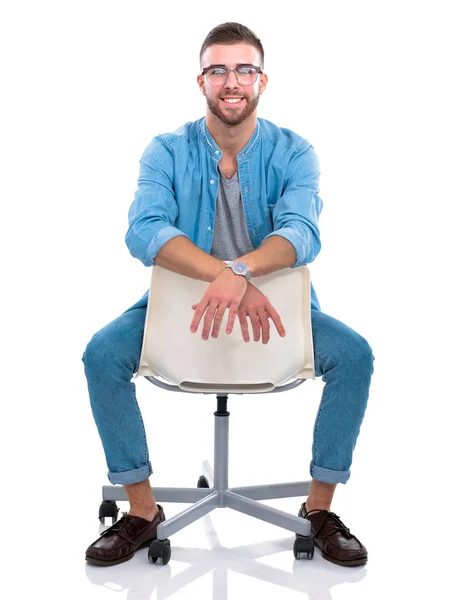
{"left": 206, "top": 68, "right": 227, "bottom": 85}
{"left": 236, "top": 67, "right": 259, "bottom": 85}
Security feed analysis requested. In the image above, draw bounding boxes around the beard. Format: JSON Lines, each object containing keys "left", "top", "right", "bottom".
{"left": 206, "top": 93, "right": 260, "bottom": 127}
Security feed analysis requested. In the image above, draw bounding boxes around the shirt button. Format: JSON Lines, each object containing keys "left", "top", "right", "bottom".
{"left": 244, "top": 186, "right": 249, "bottom": 192}
{"left": 207, "top": 226, "right": 211, "bottom": 231}
{"left": 210, "top": 180, "right": 215, "bottom": 184}
{"left": 215, "top": 150, "right": 220, "bottom": 155}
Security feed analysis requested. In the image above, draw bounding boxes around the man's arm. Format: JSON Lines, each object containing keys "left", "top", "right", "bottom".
{"left": 155, "top": 236, "right": 226, "bottom": 282}
{"left": 260, "top": 143, "right": 323, "bottom": 269}
{"left": 236, "top": 143, "right": 322, "bottom": 277}
{"left": 125, "top": 137, "right": 192, "bottom": 268}
{"left": 155, "top": 234, "right": 295, "bottom": 282}
{"left": 236, "top": 235, "right": 296, "bottom": 277}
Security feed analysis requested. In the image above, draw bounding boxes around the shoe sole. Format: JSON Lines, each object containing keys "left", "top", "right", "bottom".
{"left": 85, "top": 539, "right": 153, "bottom": 567}
{"left": 314, "top": 538, "right": 367, "bottom": 567}
{"left": 320, "top": 550, "right": 368, "bottom": 567}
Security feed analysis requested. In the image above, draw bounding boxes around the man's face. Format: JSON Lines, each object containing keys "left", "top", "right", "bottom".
{"left": 198, "top": 43, "right": 267, "bottom": 127}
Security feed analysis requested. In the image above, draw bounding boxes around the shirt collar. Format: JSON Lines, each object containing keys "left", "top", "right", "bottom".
{"left": 199, "top": 117, "right": 261, "bottom": 163}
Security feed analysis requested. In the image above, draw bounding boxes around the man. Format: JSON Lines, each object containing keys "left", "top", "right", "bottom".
{"left": 83, "top": 22, "right": 374, "bottom": 567}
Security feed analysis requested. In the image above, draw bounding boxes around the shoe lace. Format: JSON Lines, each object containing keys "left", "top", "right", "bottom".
{"left": 101, "top": 512, "right": 141, "bottom": 540}
{"left": 311, "top": 510, "right": 353, "bottom": 540}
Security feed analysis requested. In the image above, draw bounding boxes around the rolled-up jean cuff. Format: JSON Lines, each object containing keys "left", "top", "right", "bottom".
{"left": 108, "top": 462, "right": 153, "bottom": 485}
{"left": 310, "top": 461, "right": 350, "bottom": 484}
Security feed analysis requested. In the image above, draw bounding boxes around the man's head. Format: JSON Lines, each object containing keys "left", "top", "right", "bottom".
{"left": 197, "top": 22, "right": 268, "bottom": 127}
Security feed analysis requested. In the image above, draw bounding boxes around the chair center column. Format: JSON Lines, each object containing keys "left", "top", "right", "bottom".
{"left": 213, "top": 395, "right": 230, "bottom": 492}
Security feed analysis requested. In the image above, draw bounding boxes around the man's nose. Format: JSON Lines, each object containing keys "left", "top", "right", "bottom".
{"left": 224, "top": 69, "right": 239, "bottom": 88}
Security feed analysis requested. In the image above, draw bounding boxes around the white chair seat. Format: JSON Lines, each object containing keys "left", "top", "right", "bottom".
{"left": 138, "top": 264, "right": 315, "bottom": 393}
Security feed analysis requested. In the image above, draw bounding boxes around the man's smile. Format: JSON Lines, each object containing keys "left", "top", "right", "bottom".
{"left": 221, "top": 97, "right": 245, "bottom": 106}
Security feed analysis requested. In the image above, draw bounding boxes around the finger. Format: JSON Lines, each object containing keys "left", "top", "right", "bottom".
{"left": 238, "top": 311, "right": 250, "bottom": 342}
{"left": 190, "top": 298, "right": 209, "bottom": 332}
{"left": 258, "top": 309, "right": 271, "bottom": 344}
{"left": 248, "top": 312, "right": 261, "bottom": 342}
{"left": 211, "top": 302, "right": 228, "bottom": 338}
{"left": 226, "top": 302, "right": 240, "bottom": 334}
{"left": 202, "top": 302, "right": 219, "bottom": 340}
{"left": 266, "top": 304, "right": 286, "bottom": 337}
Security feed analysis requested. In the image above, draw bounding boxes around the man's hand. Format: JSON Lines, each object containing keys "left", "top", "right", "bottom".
{"left": 190, "top": 269, "right": 248, "bottom": 340}
{"left": 236, "top": 283, "right": 286, "bottom": 344}
{"left": 191, "top": 279, "right": 286, "bottom": 344}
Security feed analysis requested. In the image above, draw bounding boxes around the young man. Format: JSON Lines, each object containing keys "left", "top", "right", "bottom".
{"left": 83, "top": 22, "right": 374, "bottom": 567}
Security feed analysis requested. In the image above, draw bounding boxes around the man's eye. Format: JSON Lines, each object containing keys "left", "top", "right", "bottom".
{"left": 209, "top": 68, "right": 226, "bottom": 76}
{"left": 237, "top": 67, "right": 254, "bottom": 75}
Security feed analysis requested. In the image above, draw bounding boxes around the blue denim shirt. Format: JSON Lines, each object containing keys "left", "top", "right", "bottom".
{"left": 126, "top": 117, "right": 323, "bottom": 310}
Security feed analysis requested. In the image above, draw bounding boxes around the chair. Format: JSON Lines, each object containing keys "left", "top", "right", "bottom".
{"left": 99, "top": 264, "right": 316, "bottom": 565}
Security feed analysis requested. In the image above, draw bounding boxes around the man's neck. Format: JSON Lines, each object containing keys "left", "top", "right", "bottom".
{"left": 205, "top": 111, "right": 257, "bottom": 159}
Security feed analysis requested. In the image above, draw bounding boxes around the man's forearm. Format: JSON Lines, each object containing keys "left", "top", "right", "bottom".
{"left": 238, "top": 236, "right": 296, "bottom": 277}
{"left": 154, "top": 236, "right": 226, "bottom": 282}
{"left": 154, "top": 234, "right": 296, "bottom": 283}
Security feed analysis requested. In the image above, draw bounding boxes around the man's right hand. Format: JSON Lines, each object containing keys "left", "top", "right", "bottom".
{"left": 190, "top": 268, "right": 248, "bottom": 340}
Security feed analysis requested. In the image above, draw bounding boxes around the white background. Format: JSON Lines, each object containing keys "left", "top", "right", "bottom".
{"left": 1, "top": 1, "right": 453, "bottom": 599}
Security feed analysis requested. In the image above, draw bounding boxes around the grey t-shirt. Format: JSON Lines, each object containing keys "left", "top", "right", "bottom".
{"left": 210, "top": 168, "right": 254, "bottom": 260}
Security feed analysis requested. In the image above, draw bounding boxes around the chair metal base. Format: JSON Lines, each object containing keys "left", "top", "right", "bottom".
{"left": 102, "top": 400, "right": 312, "bottom": 541}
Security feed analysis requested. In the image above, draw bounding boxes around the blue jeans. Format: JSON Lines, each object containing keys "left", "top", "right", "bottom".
{"left": 82, "top": 295, "right": 374, "bottom": 486}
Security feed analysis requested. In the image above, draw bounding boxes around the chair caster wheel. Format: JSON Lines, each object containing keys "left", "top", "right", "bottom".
{"left": 293, "top": 535, "right": 315, "bottom": 560}
{"left": 148, "top": 539, "right": 171, "bottom": 565}
{"left": 98, "top": 500, "right": 120, "bottom": 525}
{"left": 197, "top": 475, "right": 209, "bottom": 488}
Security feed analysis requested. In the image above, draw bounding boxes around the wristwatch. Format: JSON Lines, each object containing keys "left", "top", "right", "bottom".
{"left": 225, "top": 260, "right": 252, "bottom": 281}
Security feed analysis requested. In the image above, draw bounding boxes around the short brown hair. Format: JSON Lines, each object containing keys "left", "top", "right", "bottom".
{"left": 200, "top": 22, "right": 264, "bottom": 67}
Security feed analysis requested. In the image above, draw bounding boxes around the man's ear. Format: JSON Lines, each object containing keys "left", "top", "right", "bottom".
{"left": 197, "top": 74, "right": 206, "bottom": 96}
{"left": 259, "top": 73, "right": 268, "bottom": 95}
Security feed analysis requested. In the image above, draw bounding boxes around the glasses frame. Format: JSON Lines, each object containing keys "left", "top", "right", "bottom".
{"left": 201, "top": 64, "right": 263, "bottom": 86}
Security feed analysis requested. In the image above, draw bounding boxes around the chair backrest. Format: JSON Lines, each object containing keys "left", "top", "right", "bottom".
{"left": 138, "top": 264, "right": 315, "bottom": 394}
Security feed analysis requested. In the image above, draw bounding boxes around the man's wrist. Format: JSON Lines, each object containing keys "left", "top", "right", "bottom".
{"left": 224, "top": 260, "right": 252, "bottom": 281}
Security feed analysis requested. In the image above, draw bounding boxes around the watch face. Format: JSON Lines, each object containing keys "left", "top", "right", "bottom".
{"left": 234, "top": 261, "right": 247, "bottom": 275}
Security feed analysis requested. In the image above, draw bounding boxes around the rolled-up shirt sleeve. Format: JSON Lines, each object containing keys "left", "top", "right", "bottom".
{"left": 125, "top": 137, "right": 188, "bottom": 266}
{"left": 263, "top": 143, "right": 323, "bottom": 267}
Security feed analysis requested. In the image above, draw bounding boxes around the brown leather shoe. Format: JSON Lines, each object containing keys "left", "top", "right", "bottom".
{"left": 85, "top": 505, "right": 166, "bottom": 566}
{"left": 298, "top": 502, "right": 367, "bottom": 566}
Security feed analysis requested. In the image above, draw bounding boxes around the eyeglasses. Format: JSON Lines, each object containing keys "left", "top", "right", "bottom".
{"left": 201, "top": 64, "right": 263, "bottom": 86}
